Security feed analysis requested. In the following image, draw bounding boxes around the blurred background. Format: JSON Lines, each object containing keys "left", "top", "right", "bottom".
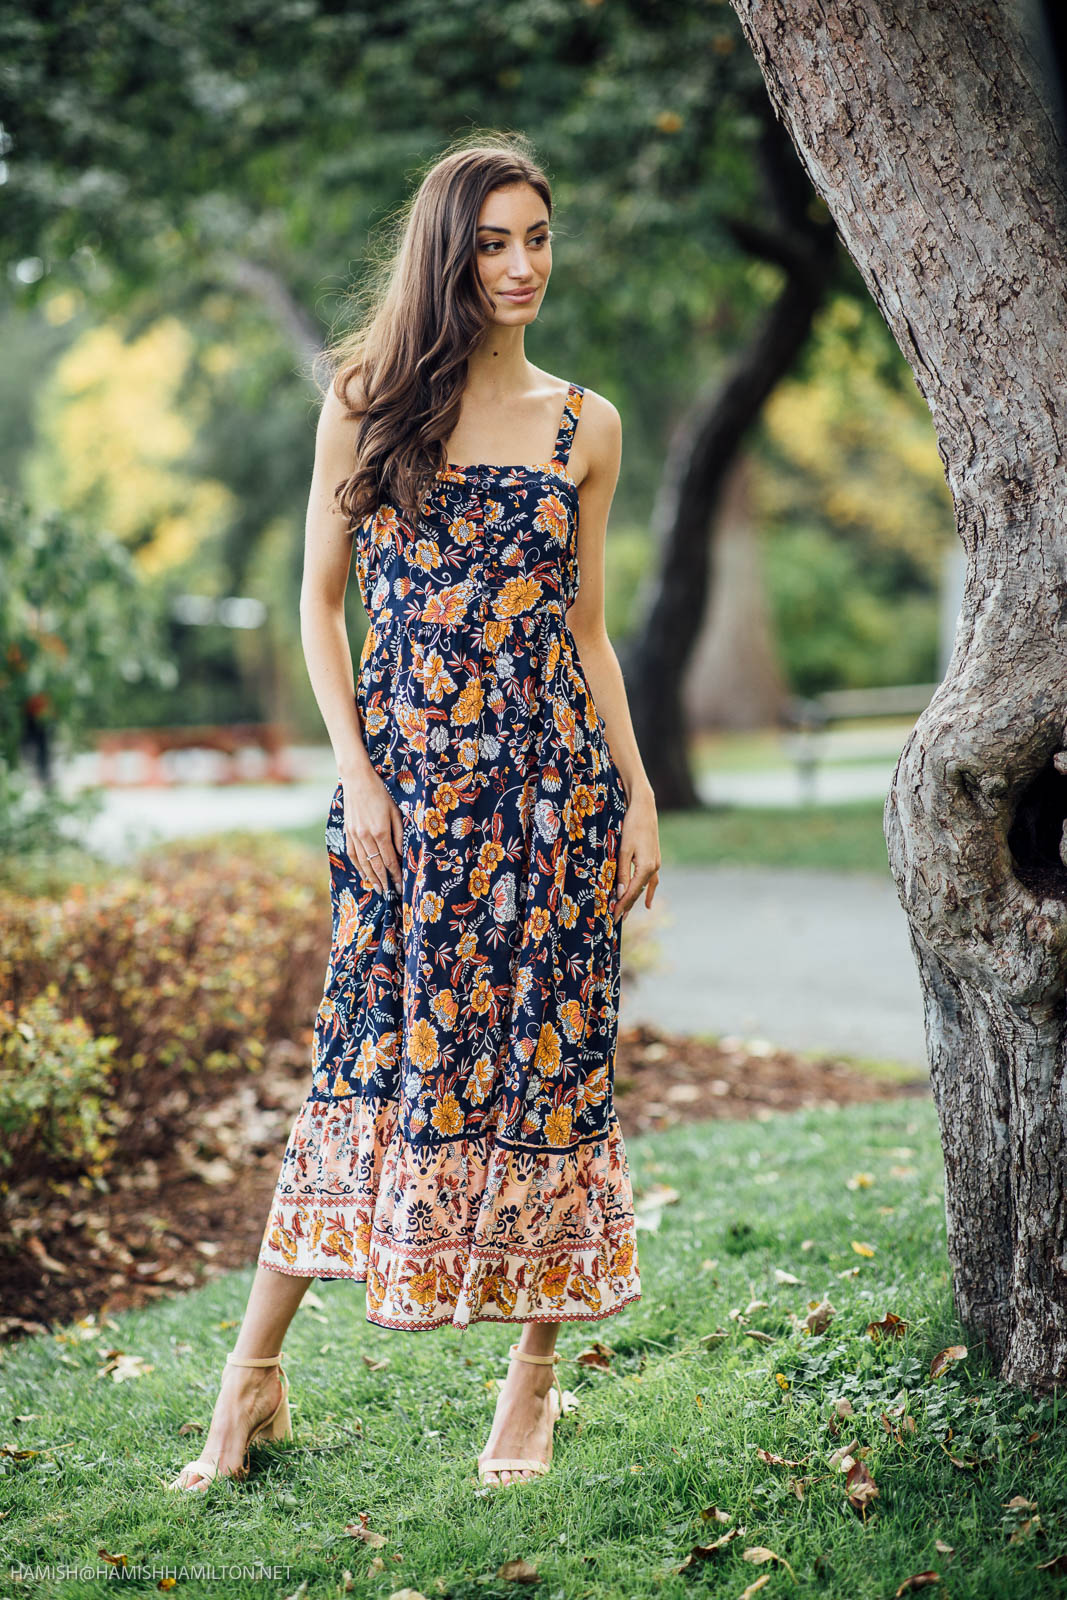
{"left": 1, "top": 3, "right": 947, "bottom": 1313}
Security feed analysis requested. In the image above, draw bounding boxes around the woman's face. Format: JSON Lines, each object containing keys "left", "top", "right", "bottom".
{"left": 474, "top": 182, "right": 552, "bottom": 323}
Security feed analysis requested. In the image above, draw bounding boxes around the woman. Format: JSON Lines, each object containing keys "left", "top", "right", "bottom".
{"left": 169, "top": 132, "right": 660, "bottom": 1495}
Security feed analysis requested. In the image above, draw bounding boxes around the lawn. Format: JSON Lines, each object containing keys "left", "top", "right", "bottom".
{"left": 656, "top": 800, "right": 891, "bottom": 874}
{"left": 4, "top": 1095, "right": 1062, "bottom": 1599}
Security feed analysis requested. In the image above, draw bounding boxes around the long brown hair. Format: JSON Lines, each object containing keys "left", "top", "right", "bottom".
{"left": 322, "top": 131, "right": 553, "bottom": 530}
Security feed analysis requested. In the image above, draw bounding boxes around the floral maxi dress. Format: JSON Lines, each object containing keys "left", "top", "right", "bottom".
{"left": 257, "top": 381, "right": 643, "bottom": 1332}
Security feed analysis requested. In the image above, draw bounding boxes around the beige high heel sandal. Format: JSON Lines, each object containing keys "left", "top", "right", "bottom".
{"left": 167, "top": 1351, "right": 292, "bottom": 1492}
{"left": 477, "top": 1342, "right": 564, "bottom": 1487}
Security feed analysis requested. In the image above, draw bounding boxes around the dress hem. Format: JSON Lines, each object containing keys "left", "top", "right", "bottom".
{"left": 256, "top": 1257, "right": 641, "bottom": 1333}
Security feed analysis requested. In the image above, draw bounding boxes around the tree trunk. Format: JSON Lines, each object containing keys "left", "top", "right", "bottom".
{"left": 727, "top": 0, "right": 1067, "bottom": 1391}
{"left": 624, "top": 95, "right": 837, "bottom": 809}
{"left": 684, "top": 451, "right": 790, "bottom": 732}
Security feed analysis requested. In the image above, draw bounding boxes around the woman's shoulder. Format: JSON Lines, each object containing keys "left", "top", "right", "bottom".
{"left": 566, "top": 382, "right": 621, "bottom": 484}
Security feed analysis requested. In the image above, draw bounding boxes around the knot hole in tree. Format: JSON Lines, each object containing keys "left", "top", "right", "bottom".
{"left": 1006, "top": 752, "right": 1067, "bottom": 900}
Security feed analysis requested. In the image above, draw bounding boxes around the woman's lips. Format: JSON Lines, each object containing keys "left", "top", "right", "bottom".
{"left": 499, "top": 288, "right": 536, "bottom": 301}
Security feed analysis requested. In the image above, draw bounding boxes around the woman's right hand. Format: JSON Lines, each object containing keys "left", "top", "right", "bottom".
{"left": 339, "top": 766, "right": 404, "bottom": 896}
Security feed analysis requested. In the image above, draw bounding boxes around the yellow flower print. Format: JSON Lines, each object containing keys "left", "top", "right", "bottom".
{"left": 541, "top": 1262, "right": 571, "bottom": 1299}
{"left": 457, "top": 926, "right": 479, "bottom": 961}
{"left": 409, "top": 1268, "right": 437, "bottom": 1308}
{"left": 453, "top": 676, "right": 484, "bottom": 725}
{"left": 479, "top": 839, "right": 505, "bottom": 871}
{"left": 434, "top": 781, "right": 460, "bottom": 811}
{"left": 449, "top": 514, "right": 479, "bottom": 544}
{"left": 484, "top": 617, "right": 510, "bottom": 651}
{"left": 412, "top": 538, "right": 443, "bottom": 570}
{"left": 353, "top": 1036, "right": 378, "bottom": 1085}
{"left": 534, "top": 1020, "right": 562, "bottom": 1076}
{"left": 468, "top": 1052, "right": 495, "bottom": 1104}
{"left": 560, "top": 895, "right": 578, "bottom": 929}
{"left": 409, "top": 1015, "right": 440, "bottom": 1071}
{"left": 559, "top": 999, "right": 584, "bottom": 1042}
{"left": 470, "top": 974, "right": 494, "bottom": 1014}
{"left": 493, "top": 574, "right": 543, "bottom": 619}
{"left": 431, "top": 989, "right": 458, "bottom": 1028}
{"left": 573, "top": 783, "right": 595, "bottom": 820}
{"left": 544, "top": 1103, "right": 573, "bottom": 1145}
{"left": 418, "top": 651, "right": 458, "bottom": 702}
{"left": 336, "top": 888, "right": 359, "bottom": 948}
{"left": 430, "top": 1091, "right": 464, "bottom": 1135}
{"left": 458, "top": 737, "right": 480, "bottom": 769}
{"left": 469, "top": 866, "right": 491, "bottom": 897}
{"left": 396, "top": 703, "right": 428, "bottom": 751}
{"left": 419, "top": 890, "right": 444, "bottom": 923}
{"left": 553, "top": 699, "right": 579, "bottom": 753}
{"left": 528, "top": 906, "right": 551, "bottom": 942}
{"left": 376, "top": 1031, "right": 399, "bottom": 1071}
{"left": 422, "top": 581, "right": 474, "bottom": 626}
{"left": 613, "top": 1237, "right": 635, "bottom": 1277}
{"left": 533, "top": 492, "right": 569, "bottom": 546}
{"left": 424, "top": 807, "right": 447, "bottom": 838}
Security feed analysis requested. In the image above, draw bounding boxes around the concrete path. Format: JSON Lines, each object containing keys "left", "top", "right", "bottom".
{"left": 619, "top": 864, "right": 927, "bottom": 1069}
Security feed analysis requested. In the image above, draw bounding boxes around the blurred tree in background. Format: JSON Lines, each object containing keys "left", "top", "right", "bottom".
{"left": 0, "top": 0, "right": 954, "bottom": 771}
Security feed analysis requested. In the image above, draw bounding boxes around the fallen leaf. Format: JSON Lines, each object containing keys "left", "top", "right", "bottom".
{"left": 576, "top": 1341, "right": 615, "bottom": 1369}
{"left": 851, "top": 1240, "right": 876, "bottom": 1258}
{"left": 1003, "top": 1495, "right": 1038, "bottom": 1510}
{"left": 804, "top": 1299, "right": 835, "bottom": 1335}
{"left": 847, "top": 1172, "right": 875, "bottom": 1189}
{"left": 345, "top": 1514, "right": 387, "bottom": 1548}
{"left": 929, "top": 1345, "right": 967, "bottom": 1379}
{"left": 743, "top": 1546, "right": 797, "bottom": 1579}
{"left": 894, "top": 1572, "right": 940, "bottom": 1594}
{"left": 739, "top": 1578, "right": 771, "bottom": 1599}
{"left": 26, "top": 1237, "right": 68, "bottom": 1275}
{"left": 362, "top": 1355, "right": 390, "bottom": 1371}
{"left": 773, "top": 1268, "right": 801, "bottom": 1285}
{"left": 496, "top": 1560, "right": 539, "bottom": 1583}
{"left": 845, "top": 1459, "right": 879, "bottom": 1513}
{"left": 755, "top": 1447, "right": 809, "bottom": 1468}
{"left": 101, "top": 1353, "right": 154, "bottom": 1382}
{"left": 698, "top": 1505, "right": 732, "bottom": 1523}
{"left": 868, "top": 1312, "right": 909, "bottom": 1341}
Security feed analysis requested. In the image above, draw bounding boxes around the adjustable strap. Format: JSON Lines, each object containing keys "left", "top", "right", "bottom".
{"left": 552, "top": 383, "right": 584, "bottom": 466}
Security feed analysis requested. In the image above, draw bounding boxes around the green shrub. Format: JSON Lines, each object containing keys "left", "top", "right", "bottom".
{"left": 0, "top": 832, "right": 329, "bottom": 1165}
{"left": 0, "top": 989, "right": 121, "bottom": 1197}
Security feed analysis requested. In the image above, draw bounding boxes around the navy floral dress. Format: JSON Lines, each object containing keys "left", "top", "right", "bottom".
{"left": 258, "top": 381, "right": 642, "bottom": 1331}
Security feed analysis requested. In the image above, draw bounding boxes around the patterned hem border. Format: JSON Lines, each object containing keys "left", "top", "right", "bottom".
{"left": 256, "top": 1258, "right": 642, "bottom": 1333}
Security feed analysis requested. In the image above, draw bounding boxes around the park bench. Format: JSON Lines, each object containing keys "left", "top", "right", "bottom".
{"left": 782, "top": 683, "right": 939, "bottom": 801}
{"left": 94, "top": 723, "right": 296, "bottom": 786}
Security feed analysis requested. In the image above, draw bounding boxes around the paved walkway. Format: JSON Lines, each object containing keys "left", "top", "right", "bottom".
{"left": 619, "top": 865, "right": 926, "bottom": 1069}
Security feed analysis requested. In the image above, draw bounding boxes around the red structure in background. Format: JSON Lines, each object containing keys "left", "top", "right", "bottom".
{"left": 94, "top": 723, "right": 296, "bottom": 786}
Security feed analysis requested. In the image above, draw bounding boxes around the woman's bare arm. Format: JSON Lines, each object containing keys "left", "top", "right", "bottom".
{"left": 567, "top": 390, "right": 660, "bottom": 919}
{"left": 300, "top": 381, "right": 402, "bottom": 894}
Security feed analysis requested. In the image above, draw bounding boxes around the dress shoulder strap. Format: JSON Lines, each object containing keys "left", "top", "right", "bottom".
{"left": 552, "top": 382, "right": 584, "bottom": 466}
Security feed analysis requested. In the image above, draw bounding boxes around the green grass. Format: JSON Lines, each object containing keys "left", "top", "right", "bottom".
{"left": 4, "top": 1097, "right": 1063, "bottom": 1599}
{"left": 656, "top": 799, "right": 891, "bottom": 874}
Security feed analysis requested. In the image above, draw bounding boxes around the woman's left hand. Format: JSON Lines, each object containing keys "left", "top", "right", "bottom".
{"left": 612, "top": 784, "right": 660, "bottom": 922}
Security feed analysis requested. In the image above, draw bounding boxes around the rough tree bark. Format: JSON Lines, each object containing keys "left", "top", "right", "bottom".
{"left": 625, "top": 96, "right": 837, "bottom": 808}
{"left": 727, "top": 0, "right": 1067, "bottom": 1391}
